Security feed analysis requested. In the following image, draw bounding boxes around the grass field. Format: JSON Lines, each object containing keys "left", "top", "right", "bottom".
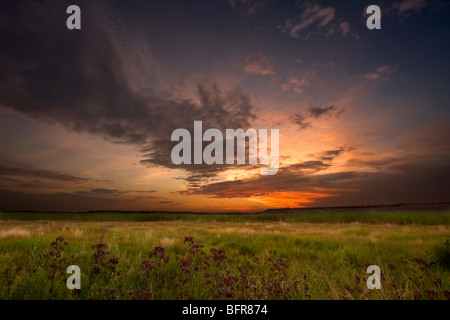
{"left": 0, "top": 211, "right": 449, "bottom": 300}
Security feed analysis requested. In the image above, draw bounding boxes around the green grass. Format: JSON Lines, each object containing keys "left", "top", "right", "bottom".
{"left": 0, "top": 211, "right": 449, "bottom": 300}
{"left": 1, "top": 210, "right": 449, "bottom": 225}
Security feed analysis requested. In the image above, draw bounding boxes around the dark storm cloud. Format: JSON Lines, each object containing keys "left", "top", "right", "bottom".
{"left": 0, "top": 0, "right": 255, "bottom": 181}
{"left": 0, "top": 165, "right": 89, "bottom": 184}
{"left": 139, "top": 82, "right": 256, "bottom": 171}
{"left": 0, "top": 0, "right": 150, "bottom": 144}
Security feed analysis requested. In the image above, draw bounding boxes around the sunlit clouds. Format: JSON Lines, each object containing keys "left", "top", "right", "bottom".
{"left": 0, "top": 0, "right": 449, "bottom": 211}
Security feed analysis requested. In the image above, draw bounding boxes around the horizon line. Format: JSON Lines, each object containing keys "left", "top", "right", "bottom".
{"left": 2, "top": 201, "right": 450, "bottom": 215}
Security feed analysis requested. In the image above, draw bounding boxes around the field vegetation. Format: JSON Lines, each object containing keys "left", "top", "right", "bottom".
{"left": 0, "top": 211, "right": 449, "bottom": 300}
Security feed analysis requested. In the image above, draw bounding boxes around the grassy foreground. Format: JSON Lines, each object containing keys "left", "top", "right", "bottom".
{"left": 0, "top": 211, "right": 449, "bottom": 300}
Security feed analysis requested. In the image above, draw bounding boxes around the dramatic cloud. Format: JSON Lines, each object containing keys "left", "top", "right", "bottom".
{"left": 184, "top": 158, "right": 450, "bottom": 208}
{"left": 0, "top": 1, "right": 256, "bottom": 183}
{"left": 0, "top": 0, "right": 448, "bottom": 211}
{"left": 364, "top": 66, "right": 396, "bottom": 81}
{"left": 183, "top": 146, "right": 347, "bottom": 198}
{"left": 283, "top": 2, "right": 335, "bottom": 38}
{"left": 243, "top": 54, "right": 276, "bottom": 76}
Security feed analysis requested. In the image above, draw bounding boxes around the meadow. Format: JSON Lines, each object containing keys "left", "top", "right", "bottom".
{"left": 0, "top": 210, "right": 449, "bottom": 300}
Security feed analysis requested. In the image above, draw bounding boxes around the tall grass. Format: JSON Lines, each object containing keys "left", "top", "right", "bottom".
{"left": 0, "top": 234, "right": 448, "bottom": 300}
{"left": 1, "top": 211, "right": 449, "bottom": 225}
{"left": 0, "top": 217, "right": 449, "bottom": 300}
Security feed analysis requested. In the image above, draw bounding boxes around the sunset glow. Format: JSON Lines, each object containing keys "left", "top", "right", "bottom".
{"left": 0, "top": 0, "right": 449, "bottom": 212}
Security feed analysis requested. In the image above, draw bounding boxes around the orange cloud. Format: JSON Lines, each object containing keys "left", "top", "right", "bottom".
{"left": 249, "top": 190, "right": 338, "bottom": 208}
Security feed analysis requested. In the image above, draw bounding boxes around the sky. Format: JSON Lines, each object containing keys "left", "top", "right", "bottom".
{"left": 0, "top": 0, "right": 449, "bottom": 212}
